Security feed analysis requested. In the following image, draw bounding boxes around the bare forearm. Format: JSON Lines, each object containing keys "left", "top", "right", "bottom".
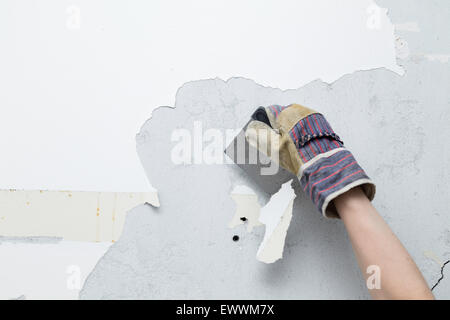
{"left": 334, "top": 187, "right": 434, "bottom": 300}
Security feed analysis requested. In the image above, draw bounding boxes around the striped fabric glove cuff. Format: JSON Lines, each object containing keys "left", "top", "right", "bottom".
{"left": 298, "top": 147, "right": 374, "bottom": 218}
{"left": 290, "top": 113, "right": 375, "bottom": 218}
{"left": 266, "top": 105, "right": 375, "bottom": 218}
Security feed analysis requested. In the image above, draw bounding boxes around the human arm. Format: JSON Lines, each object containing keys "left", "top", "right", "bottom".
{"left": 334, "top": 186, "right": 434, "bottom": 300}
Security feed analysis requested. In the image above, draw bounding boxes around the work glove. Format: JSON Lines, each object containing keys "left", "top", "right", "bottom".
{"left": 245, "top": 104, "right": 375, "bottom": 218}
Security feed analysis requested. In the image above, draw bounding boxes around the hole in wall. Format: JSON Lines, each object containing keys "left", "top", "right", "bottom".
{"left": 232, "top": 235, "right": 239, "bottom": 242}
{"left": 240, "top": 217, "right": 247, "bottom": 222}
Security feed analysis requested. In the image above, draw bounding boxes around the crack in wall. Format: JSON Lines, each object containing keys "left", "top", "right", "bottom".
{"left": 431, "top": 260, "right": 450, "bottom": 291}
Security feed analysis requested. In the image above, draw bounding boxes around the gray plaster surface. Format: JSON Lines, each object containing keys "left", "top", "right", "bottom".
{"left": 80, "top": 0, "right": 450, "bottom": 299}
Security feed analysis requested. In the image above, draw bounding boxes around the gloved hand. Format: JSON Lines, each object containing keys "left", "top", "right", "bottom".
{"left": 245, "top": 104, "right": 375, "bottom": 218}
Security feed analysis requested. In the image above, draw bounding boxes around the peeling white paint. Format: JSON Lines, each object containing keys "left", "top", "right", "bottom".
{"left": 0, "top": 241, "right": 111, "bottom": 299}
{"left": 229, "top": 182, "right": 296, "bottom": 263}
{"left": 0, "top": 190, "right": 159, "bottom": 242}
{"left": 229, "top": 185, "right": 262, "bottom": 232}
{"left": 257, "top": 181, "right": 296, "bottom": 264}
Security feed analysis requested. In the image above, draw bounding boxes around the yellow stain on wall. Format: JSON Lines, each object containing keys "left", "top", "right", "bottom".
{"left": 0, "top": 190, "right": 159, "bottom": 242}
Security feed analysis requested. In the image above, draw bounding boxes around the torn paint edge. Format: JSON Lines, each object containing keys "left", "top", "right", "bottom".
{"left": 229, "top": 185, "right": 262, "bottom": 233}
{"left": 256, "top": 180, "right": 296, "bottom": 264}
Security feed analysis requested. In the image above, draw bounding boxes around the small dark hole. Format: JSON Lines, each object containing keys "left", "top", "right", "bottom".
{"left": 240, "top": 217, "right": 247, "bottom": 222}
{"left": 232, "top": 235, "right": 239, "bottom": 242}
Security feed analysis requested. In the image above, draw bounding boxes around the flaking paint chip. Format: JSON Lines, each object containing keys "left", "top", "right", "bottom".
{"left": 256, "top": 180, "right": 296, "bottom": 264}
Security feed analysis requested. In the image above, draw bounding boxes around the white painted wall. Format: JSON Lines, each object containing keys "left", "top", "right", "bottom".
{"left": 0, "top": 0, "right": 399, "bottom": 192}
{"left": 4, "top": 0, "right": 442, "bottom": 300}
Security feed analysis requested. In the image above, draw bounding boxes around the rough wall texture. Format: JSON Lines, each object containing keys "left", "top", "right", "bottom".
{"left": 80, "top": 0, "right": 450, "bottom": 299}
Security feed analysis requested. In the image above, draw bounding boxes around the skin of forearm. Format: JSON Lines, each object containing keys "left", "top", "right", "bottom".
{"left": 334, "top": 187, "right": 434, "bottom": 300}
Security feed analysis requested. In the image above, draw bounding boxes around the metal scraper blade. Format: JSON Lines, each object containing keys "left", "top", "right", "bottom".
{"left": 224, "top": 119, "right": 294, "bottom": 195}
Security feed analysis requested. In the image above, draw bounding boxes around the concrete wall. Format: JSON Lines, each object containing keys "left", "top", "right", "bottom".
{"left": 0, "top": 0, "right": 448, "bottom": 299}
